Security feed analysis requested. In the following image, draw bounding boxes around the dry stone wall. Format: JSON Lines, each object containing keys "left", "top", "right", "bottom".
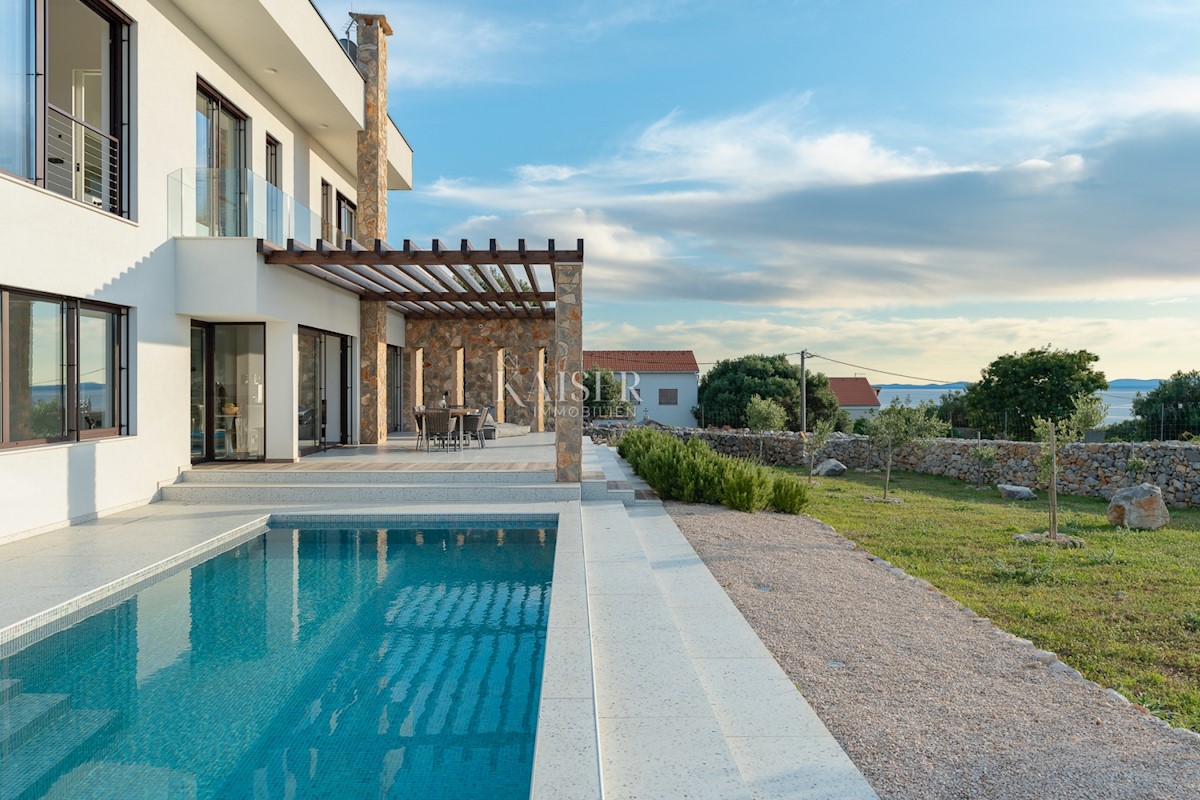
{"left": 587, "top": 424, "right": 1200, "bottom": 508}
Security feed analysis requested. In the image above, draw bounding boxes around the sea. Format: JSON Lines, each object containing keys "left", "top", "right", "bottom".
{"left": 875, "top": 385, "right": 1151, "bottom": 425}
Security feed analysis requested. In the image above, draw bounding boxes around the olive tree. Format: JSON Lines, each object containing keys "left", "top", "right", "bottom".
{"left": 864, "top": 398, "right": 949, "bottom": 500}
{"left": 805, "top": 416, "right": 837, "bottom": 487}
{"left": 1033, "top": 396, "right": 1107, "bottom": 542}
{"left": 745, "top": 394, "right": 788, "bottom": 461}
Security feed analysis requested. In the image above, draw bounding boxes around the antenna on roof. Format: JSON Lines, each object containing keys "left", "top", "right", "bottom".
{"left": 340, "top": 17, "right": 358, "bottom": 61}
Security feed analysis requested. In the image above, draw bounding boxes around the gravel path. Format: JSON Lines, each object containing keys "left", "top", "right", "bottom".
{"left": 666, "top": 501, "right": 1200, "bottom": 800}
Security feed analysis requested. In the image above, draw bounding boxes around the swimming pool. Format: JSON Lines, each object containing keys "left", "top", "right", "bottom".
{"left": 0, "top": 516, "right": 557, "bottom": 800}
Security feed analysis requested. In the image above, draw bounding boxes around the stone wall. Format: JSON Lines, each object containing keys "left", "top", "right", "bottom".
{"left": 588, "top": 425, "right": 1200, "bottom": 508}
{"left": 404, "top": 317, "right": 554, "bottom": 431}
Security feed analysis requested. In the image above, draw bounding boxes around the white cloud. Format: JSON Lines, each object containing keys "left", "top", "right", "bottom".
{"left": 418, "top": 78, "right": 1200, "bottom": 312}
{"left": 319, "top": 1, "right": 692, "bottom": 88}
{"left": 513, "top": 164, "right": 583, "bottom": 182}
{"left": 584, "top": 312, "right": 1200, "bottom": 381}
{"left": 983, "top": 74, "right": 1200, "bottom": 151}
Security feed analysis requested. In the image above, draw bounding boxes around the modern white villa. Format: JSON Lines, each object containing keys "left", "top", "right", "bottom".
{"left": 0, "top": 0, "right": 585, "bottom": 543}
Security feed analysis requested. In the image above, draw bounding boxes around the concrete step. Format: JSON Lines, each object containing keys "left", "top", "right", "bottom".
{"left": 0, "top": 709, "right": 117, "bottom": 800}
{"left": 0, "top": 679, "right": 21, "bottom": 704}
{"left": 622, "top": 501, "right": 880, "bottom": 800}
{"left": 178, "top": 468, "right": 558, "bottom": 485}
{"left": 0, "top": 692, "right": 70, "bottom": 752}
{"left": 160, "top": 482, "right": 579, "bottom": 504}
{"left": 582, "top": 501, "right": 752, "bottom": 800}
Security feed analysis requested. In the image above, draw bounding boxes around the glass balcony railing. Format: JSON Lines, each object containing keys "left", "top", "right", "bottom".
{"left": 167, "top": 168, "right": 323, "bottom": 247}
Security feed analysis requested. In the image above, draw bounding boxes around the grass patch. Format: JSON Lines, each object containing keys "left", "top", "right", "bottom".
{"left": 780, "top": 467, "right": 1200, "bottom": 731}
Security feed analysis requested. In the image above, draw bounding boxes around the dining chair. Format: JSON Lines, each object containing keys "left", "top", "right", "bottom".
{"left": 459, "top": 407, "right": 487, "bottom": 449}
{"left": 423, "top": 409, "right": 452, "bottom": 451}
{"left": 412, "top": 405, "right": 426, "bottom": 451}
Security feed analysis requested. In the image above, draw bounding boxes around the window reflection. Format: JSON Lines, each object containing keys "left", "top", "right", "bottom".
{"left": 8, "top": 294, "right": 66, "bottom": 442}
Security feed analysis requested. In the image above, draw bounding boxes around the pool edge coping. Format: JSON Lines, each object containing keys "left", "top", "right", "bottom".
{"left": 0, "top": 515, "right": 272, "bottom": 657}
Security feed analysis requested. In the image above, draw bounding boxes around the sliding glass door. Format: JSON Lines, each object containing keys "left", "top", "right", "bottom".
{"left": 297, "top": 328, "right": 323, "bottom": 454}
{"left": 195, "top": 83, "right": 246, "bottom": 237}
{"left": 190, "top": 322, "right": 265, "bottom": 462}
{"left": 298, "top": 327, "right": 349, "bottom": 456}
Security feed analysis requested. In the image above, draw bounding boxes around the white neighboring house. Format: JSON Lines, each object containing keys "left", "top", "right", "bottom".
{"left": 828, "top": 377, "right": 882, "bottom": 420}
{"left": 0, "top": 0, "right": 412, "bottom": 542}
{"left": 583, "top": 350, "right": 700, "bottom": 428}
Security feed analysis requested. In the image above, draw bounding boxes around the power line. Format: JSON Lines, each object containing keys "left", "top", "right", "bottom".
{"left": 803, "top": 352, "right": 954, "bottom": 385}
{"left": 695, "top": 350, "right": 957, "bottom": 384}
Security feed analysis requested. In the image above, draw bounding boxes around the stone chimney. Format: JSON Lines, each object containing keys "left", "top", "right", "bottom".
{"left": 351, "top": 13, "right": 391, "bottom": 242}
{"left": 350, "top": 13, "right": 392, "bottom": 444}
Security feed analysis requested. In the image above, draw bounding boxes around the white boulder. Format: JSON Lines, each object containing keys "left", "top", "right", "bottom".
{"left": 1106, "top": 483, "right": 1169, "bottom": 530}
{"left": 997, "top": 484, "right": 1037, "bottom": 501}
{"left": 815, "top": 458, "right": 848, "bottom": 477}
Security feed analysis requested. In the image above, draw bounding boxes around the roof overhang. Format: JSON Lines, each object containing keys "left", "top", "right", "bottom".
{"left": 172, "top": 0, "right": 413, "bottom": 190}
{"left": 259, "top": 237, "right": 584, "bottom": 320}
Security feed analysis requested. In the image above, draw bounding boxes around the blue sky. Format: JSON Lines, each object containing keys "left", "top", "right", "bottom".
{"left": 318, "top": 0, "right": 1200, "bottom": 382}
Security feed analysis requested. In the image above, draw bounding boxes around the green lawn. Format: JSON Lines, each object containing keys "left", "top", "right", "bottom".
{"left": 779, "top": 467, "right": 1200, "bottom": 731}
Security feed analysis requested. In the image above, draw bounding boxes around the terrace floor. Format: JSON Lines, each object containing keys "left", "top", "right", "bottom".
{"left": 193, "top": 429, "right": 557, "bottom": 471}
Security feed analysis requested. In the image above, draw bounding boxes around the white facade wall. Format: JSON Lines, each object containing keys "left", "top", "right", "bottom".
{"left": 0, "top": 0, "right": 409, "bottom": 541}
{"left": 630, "top": 372, "right": 698, "bottom": 428}
{"left": 842, "top": 405, "right": 878, "bottom": 420}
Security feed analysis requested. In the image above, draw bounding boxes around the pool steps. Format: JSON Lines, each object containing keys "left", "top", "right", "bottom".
{"left": 0, "top": 680, "right": 116, "bottom": 800}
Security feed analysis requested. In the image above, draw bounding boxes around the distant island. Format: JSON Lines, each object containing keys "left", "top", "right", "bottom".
{"left": 876, "top": 379, "right": 1162, "bottom": 392}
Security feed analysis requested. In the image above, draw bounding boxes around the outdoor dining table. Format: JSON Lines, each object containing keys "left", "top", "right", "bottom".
{"left": 414, "top": 407, "right": 476, "bottom": 451}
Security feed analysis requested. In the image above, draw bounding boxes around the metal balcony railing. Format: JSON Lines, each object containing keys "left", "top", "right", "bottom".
{"left": 46, "top": 105, "right": 120, "bottom": 214}
{"left": 167, "top": 168, "right": 324, "bottom": 246}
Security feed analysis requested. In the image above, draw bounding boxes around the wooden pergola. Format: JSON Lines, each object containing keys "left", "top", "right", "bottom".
{"left": 257, "top": 236, "right": 586, "bottom": 482}
{"left": 257, "top": 237, "right": 583, "bottom": 318}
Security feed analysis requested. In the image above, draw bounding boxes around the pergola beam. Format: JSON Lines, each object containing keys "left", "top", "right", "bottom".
{"left": 258, "top": 237, "right": 575, "bottom": 321}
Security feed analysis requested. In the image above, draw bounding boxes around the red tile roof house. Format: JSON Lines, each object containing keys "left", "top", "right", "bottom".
{"left": 829, "top": 377, "right": 882, "bottom": 419}
{"left": 583, "top": 350, "right": 700, "bottom": 427}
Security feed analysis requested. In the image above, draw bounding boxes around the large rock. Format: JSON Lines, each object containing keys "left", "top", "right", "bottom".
{"left": 997, "top": 484, "right": 1037, "bottom": 501}
{"left": 1107, "top": 483, "right": 1170, "bottom": 530}
{"left": 815, "top": 458, "right": 847, "bottom": 477}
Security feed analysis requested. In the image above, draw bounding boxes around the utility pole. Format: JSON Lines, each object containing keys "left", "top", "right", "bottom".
{"left": 800, "top": 349, "right": 808, "bottom": 433}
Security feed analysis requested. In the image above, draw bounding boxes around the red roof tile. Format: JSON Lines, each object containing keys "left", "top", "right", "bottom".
{"left": 828, "top": 377, "right": 881, "bottom": 408}
{"left": 583, "top": 350, "right": 700, "bottom": 373}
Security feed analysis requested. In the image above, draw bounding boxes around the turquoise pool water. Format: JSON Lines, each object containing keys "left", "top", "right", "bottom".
{"left": 0, "top": 518, "right": 556, "bottom": 799}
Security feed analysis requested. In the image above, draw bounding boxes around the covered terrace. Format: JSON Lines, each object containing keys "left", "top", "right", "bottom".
{"left": 257, "top": 237, "right": 584, "bottom": 481}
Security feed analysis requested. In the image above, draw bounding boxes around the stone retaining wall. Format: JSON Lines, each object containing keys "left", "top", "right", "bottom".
{"left": 587, "top": 424, "right": 1200, "bottom": 508}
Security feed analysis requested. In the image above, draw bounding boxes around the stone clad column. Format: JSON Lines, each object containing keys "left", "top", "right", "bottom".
{"left": 352, "top": 13, "right": 390, "bottom": 241}
{"left": 359, "top": 301, "right": 388, "bottom": 442}
{"left": 554, "top": 263, "right": 583, "bottom": 482}
{"left": 352, "top": 13, "right": 392, "bottom": 444}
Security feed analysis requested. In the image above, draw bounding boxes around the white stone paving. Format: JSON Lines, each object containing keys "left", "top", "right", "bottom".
{"left": 590, "top": 445, "right": 880, "bottom": 799}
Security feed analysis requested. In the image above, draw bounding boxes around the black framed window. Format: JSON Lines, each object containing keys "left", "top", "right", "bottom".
{"left": 0, "top": 285, "right": 127, "bottom": 448}
{"left": 0, "top": 0, "right": 132, "bottom": 217}
{"left": 265, "top": 134, "right": 280, "bottom": 187}
{"left": 336, "top": 192, "right": 356, "bottom": 246}
{"left": 658, "top": 388, "right": 678, "bottom": 406}
{"left": 320, "top": 180, "right": 333, "bottom": 241}
{"left": 196, "top": 79, "right": 247, "bottom": 236}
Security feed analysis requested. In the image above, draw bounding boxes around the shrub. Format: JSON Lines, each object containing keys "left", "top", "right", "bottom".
{"left": 677, "top": 438, "right": 727, "bottom": 504}
{"left": 722, "top": 459, "right": 773, "bottom": 512}
{"left": 770, "top": 474, "right": 809, "bottom": 514}
{"left": 614, "top": 428, "right": 797, "bottom": 513}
